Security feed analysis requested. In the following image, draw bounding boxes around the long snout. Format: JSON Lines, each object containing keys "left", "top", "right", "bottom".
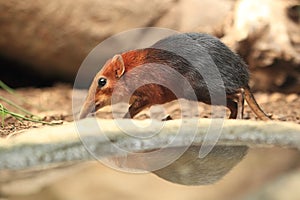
{"left": 78, "top": 99, "right": 95, "bottom": 119}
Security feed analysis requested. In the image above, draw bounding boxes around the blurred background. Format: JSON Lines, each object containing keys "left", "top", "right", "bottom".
{"left": 0, "top": 0, "right": 300, "bottom": 199}
{"left": 1, "top": 0, "right": 299, "bottom": 92}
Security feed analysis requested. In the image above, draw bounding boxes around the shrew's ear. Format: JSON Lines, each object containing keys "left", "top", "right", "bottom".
{"left": 112, "top": 54, "right": 125, "bottom": 78}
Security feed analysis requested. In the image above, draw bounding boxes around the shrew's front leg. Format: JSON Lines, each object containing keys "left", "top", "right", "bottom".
{"left": 123, "top": 97, "right": 150, "bottom": 119}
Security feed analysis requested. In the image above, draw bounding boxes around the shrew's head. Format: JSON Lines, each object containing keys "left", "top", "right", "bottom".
{"left": 78, "top": 50, "right": 149, "bottom": 119}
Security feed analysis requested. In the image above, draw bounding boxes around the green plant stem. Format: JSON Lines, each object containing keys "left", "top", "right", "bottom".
{"left": 0, "top": 103, "right": 5, "bottom": 127}
{"left": 0, "top": 81, "right": 61, "bottom": 127}
{"left": 0, "top": 80, "right": 46, "bottom": 112}
{"left": 0, "top": 106, "right": 59, "bottom": 125}
{"left": 0, "top": 96, "right": 39, "bottom": 119}
{"left": 0, "top": 80, "right": 15, "bottom": 94}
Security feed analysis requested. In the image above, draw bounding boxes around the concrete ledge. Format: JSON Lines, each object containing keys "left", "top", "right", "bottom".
{"left": 0, "top": 118, "right": 299, "bottom": 185}
{"left": 1, "top": 118, "right": 300, "bottom": 170}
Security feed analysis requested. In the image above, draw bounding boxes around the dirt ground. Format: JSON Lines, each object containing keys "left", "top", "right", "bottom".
{"left": 0, "top": 84, "right": 299, "bottom": 137}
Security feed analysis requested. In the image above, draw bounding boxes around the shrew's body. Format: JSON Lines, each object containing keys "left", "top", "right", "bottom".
{"left": 79, "top": 33, "right": 270, "bottom": 120}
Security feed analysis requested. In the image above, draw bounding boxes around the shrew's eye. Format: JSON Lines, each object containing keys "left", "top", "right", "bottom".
{"left": 98, "top": 77, "right": 107, "bottom": 88}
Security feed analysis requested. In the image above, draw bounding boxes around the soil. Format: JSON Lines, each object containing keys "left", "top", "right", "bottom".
{"left": 0, "top": 84, "right": 299, "bottom": 137}
{"left": 0, "top": 84, "right": 73, "bottom": 137}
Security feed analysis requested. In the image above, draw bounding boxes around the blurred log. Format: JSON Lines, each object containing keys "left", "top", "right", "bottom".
{"left": 1, "top": 0, "right": 299, "bottom": 92}
{"left": 220, "top": 0, "right": 300, "bottom": 93}
{"left": 0, "top": 0, "right": 230, "bottom": 84}
{"left": 0, "top": 0, "right": 175, "bottom": 81}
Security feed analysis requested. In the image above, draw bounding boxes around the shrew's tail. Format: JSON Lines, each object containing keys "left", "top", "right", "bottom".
{"left": 244, "top": 85, "right": 271, "bottom": 121}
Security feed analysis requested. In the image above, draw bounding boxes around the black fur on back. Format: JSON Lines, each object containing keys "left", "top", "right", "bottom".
{"left": 148, "top": 33, "right": 249, "bottom": 103}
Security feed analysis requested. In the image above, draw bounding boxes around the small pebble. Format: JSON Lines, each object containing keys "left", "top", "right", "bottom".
{"left": 277, "top": 114, "right": 287, "bottom": 121}
{"left": 286, "top": 93, "right": 298, "bottom": 103}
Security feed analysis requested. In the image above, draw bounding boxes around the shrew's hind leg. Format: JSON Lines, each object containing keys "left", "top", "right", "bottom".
{"left": 227, "top": 99, "right": 238, "bottom": 119}
{"left": 236, "top": 88, "right": 245, "bottom": 119}
{"left": 227, "top": 88, "right": 245, "bottom": 119}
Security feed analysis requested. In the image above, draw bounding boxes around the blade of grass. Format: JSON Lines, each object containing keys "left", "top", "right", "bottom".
{"left": 0, "top": 105, "right": 61, "bottom": 125}
{"left": 0, "top": 96, "right": 40, "bottom": 119}
{"left": 0, "top": 80, "right": 47, "bottom": 112}
{"left": 0, "top": 103, "right": 6, "bottom": 127}
{"left": 0, "top": 81, "right": 63, "bottom": 127}
{"left": 0, "top": 80, "right": 15, "bottom": 94}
